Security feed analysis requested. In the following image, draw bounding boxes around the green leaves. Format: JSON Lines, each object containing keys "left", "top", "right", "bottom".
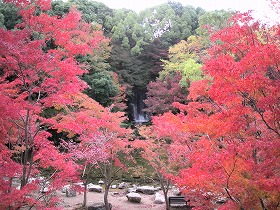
{"left": 0, "top": 2, "right": 21, "bottom": 29}
{"left": 83, "top": 72, "right": 118, "bottom": 107}
{"left": 159, "top": 39, "right": 203, "bottom": 86}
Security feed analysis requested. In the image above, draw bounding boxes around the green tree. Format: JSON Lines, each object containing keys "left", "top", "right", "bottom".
{"left": 159, "top": 38, "right": 203, "bottom": 86}
{"left": 140, "top": 3, "right": 202, "bottom": 46}
{"left": 196, "top": 10, "right": 233, "bottom": 47}
{"left": 83, "top": 71, "right": 118, "bottom": 107}
{"left": 48, "top": 0, "right": 71, "bottom": 17}
{"left": 0, "top": 2, "right": 21, "bottom": 29}
{"left": 69, "top": 0, "right": 112, "bottom": 25}
{"left": 105, "top": 9, "right": 150, "bottom": 55}
{"left": 109, "top": 44, "right": 150, "bottom": 90}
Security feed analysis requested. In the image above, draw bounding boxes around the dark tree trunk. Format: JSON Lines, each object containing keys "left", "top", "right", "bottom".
{"left": 159, "top": 174, "right": 170, "bottom": 210}
{"left": 104, "top": 184, "right": 111, "bottom": 210}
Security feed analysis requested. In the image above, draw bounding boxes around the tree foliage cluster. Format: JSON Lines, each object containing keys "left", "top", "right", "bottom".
{"left": 139, "top": 9, "right": 280, "bottom": 210}
{"left": 1, "top": 0, "right": 279, "bottom": 210}
{"left": 46, "top": 0, "right": 205, "bottom": 99}
{"left": 0, "top": 0, "right": 131, "bottom": 209}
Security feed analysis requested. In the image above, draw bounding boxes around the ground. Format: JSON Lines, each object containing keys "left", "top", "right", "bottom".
{"left": 58, "top": 189, "right": 167, "bottom": 210}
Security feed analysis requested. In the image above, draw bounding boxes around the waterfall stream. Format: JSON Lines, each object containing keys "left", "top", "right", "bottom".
{"left": 129, "top": 89, "right": 150, "bottom": 124}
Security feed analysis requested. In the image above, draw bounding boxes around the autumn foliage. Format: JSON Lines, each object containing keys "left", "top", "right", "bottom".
{"left": 0, "top": 0, "right": 126, "bottom": 208}
{"left": 146, "top": 12, "right": 280, "bottom": 210}
{"left": 1, "top": 0, "right": 280, "bottom": 209}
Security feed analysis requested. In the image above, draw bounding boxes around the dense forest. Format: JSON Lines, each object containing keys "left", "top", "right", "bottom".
{"left": 0, "top": 0, "right": 279, "bottom": 209}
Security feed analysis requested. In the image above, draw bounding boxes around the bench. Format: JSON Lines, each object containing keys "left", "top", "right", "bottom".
{"left": 168, "top": 196, "right": 190, "bottom": 209}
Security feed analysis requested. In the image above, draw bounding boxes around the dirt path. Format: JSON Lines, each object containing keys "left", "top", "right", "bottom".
{"left": 58, "top": 190, "right": 166, "bottom": 210}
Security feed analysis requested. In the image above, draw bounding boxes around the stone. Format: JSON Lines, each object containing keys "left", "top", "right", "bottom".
{"left": 136, "top": 186, "right": 156, "bottom": 195}
{"left": 126, "top": 192, "right": 141, "bottom": 203}
{"left": 87, "top": 202, "right": 112, "bottom": 210}
{"left": 154, "top": 192, "right": 165, "bottom": 204}
{"left": 215, "top": 197, "right": 228, "bottom": 204}
{"left": 87, "top": 183, "right": 103, "bottom": 193}
{"left": 118, "top": 182, "right": 128, "bottom": 189}
{"left": 172, "top": 187, "right": 181, "bottom": 196}
{"left": 75, "top": 182, "right": 85, "bottom": 188}
{"left": 40, "top": 187, "right": 49, "bottom": 193}
{"left": 66, "top": 187, "right": 76, "bottom": 197}
{"left": 154, "top": 186, "right": 161, "bottom": 191}
{"left": 98, "top": 180, "right": 104, "bottom": 185}
{"left": 39, "top": 180, "right": 50, "bottom": 193}
{"left": 11, "top": 177, "right": 21, "bottom": 189}
{"left": 28, "top": 177, "right": 37, "bottom": 183}
{"left": 127, "top": 187, "right": 137, "bottom": 193}
{"left": 61, "top": 184, "right": 70, "bottom": 193}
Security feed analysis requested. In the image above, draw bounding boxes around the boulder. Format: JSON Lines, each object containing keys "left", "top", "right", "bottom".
{"left": 75, "top": 182, "right": 85, "bottom": 188}
{"left": 87, "top": 183, "right": 103, "bottom": 193}
{"left": 40, "top": 187, "right": 49, "bottom": 193}
{"left": 172, "top": 187, "right": 181, "bottom": 196}
{"left": 39, "top": 180, "right": 50, "bottom": 193}
{"left": 155, "top": 186, "right": 161, "bottom": 191}
{"left": 61, "top": 185, "right": 70, "bottom": 193}
{"left": 98, "top": 180, "right": 104, "bottom": 185}
{"left": 136, "top": 186, "right": 156, "bottom": 195}
{"left": 127, "top": 187, "right": 137, "bottom": 193}
{"left": 66, "top": 188, "right": 76, "bottom": 197}
{"left": 87, "top": 202, "right": 112, "bottom": 210}
{"left": 11, "top": 178, "right": 21, "bottom": 189}
{"left": 118, "top": 182, "right": 128, "bottom": 189}
{"left": 126, "top": 192, "right": 141, "bottom": 203}
{"left": 154, "top": 192, "right": 165, "bottom": 204}
{"left": 215, "top": 197, "right": 228, "bottom": 204}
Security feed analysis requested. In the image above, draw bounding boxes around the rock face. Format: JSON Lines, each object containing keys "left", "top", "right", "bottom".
{"left": 136, "top": 186, "right": 157, "bottom": 195}
{"left": 87, "top": 202, "right": 112, "bottom": 210}
{"left": 154, "top": 192, "right": 165, "bottom": 204}
{"left": 66, "top": 188, "right": 76, "bottom": 197}
{"left": 87, "top": 183, "right": 103, "bottom": 193}
{"left": 126, "top": 192, "right": 142, "bottom": 203}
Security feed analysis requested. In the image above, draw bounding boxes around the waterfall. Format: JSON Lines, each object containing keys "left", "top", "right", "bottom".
{"left": 129, "top": 89, "right": 150, "bottom": 124}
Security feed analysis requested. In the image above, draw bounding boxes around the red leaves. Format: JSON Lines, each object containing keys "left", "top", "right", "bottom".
{"left": 0, "top": 0, "right": 114, "bottom": 209}
{"left": 146, "top": 12, "right": 280, "bottom": 209}
{"left": 144, "top": 72, "right": 189, "bottom": 114}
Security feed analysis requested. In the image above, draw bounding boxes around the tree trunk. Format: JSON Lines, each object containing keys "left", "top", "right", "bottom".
{"left": 260, "top": 198, "right": 267, "bottom": 210}
{"left": 82, "top": 178, "right": 88, "bottom": 208}
{"left": 104, "top": 184, "right": 111, "bottom": 210}
{"left": 82, "top": 165, "right": 91, "bottom": 208}
{"left": 21, "top": 109, "right": 31, "bottom": 189}
{"left": 159, "top": 175, "right": 170, "bottom": 210}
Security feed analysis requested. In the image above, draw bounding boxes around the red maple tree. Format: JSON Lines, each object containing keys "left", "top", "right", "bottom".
{"left": 0, "top": 0, "right": 110, "bottom": 208}
{"left": 148, "top": 12, "right": 280, "bottom": 210}
{"left": 55, "top": 93, "right": 132, "bottom": 209}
